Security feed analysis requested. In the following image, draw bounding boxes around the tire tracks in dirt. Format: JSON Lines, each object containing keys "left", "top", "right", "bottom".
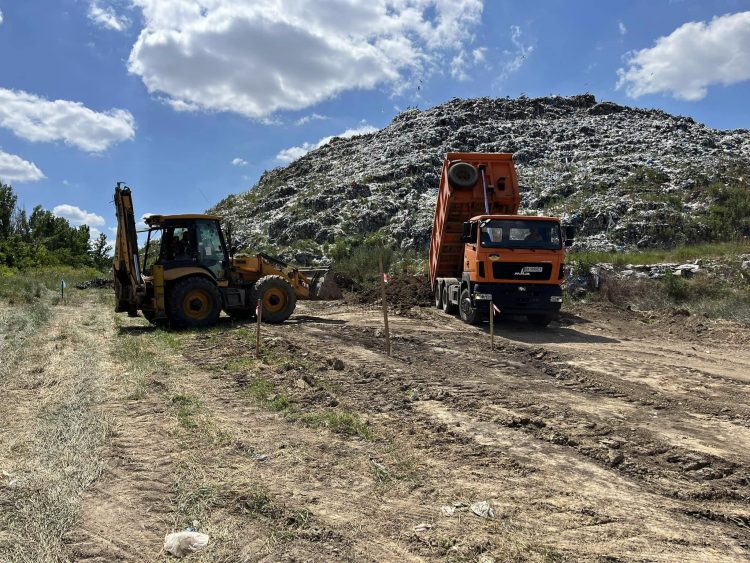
{"left": 261, "top": 302, "right": 750, "bottom": 560}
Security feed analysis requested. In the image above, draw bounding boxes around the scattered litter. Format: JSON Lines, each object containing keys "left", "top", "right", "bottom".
{"left": 440, "top": 505, "right": 456, "bottom": 516}
{"left": 252, "top": 454, "right": 269, "bottom": 462}
{"left": 75, "top": 278, "right": 113, "bottom": 289}
{"left": 478, "top": 556, "right": 496, "bottom": 563}
{"left": 414, "top": 523, "right": 432, "bottom": 532}
{"left": 470, "top": 501, "right": 495, "bottom": 519}
{"left": 164, "top": 531, "right": 209, "bottom": 557}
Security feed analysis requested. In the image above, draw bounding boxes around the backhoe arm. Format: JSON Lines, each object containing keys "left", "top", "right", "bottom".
{"left": 113, "top": 184, "right": 142, "bottom": 313}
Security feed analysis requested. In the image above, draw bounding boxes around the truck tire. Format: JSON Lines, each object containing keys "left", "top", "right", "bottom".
{"left": 448, "top": 162, "right": 479, "bottom": 188}
{"left": 459, "top": 288, "right": 483, "bottom": 325}
{"left": 442, "top": 284, "right": 458, "bottom": 314}
{"left": 528, "top": 314, "right": 554, "bottom": 327}
{"left": 168, "top": 276, "right": 222, "bottom": 328}
{"left": 252, "top": 275, "right": 296, "bottom": 324}
{"left": 434, "top": 284, "right": 443, "bottom": 309}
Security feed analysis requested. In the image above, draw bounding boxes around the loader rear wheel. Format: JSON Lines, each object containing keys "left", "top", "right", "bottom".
{"left": 252, "top": 275, "right": 296, "bottom": 324}
{"left": 459, "top": 288, "right": 483, "bottom": 325}
{"left": 168, "top": 277, "right": 222, "bottom": 328}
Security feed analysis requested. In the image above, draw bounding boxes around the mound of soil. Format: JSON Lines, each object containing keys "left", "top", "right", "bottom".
{"left": 345, "top": 274, "right": 432, "bottom": 308}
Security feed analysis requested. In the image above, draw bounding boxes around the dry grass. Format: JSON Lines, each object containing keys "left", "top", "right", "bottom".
{"left": 0, "top": 299, "right": 110, "bottom": 563}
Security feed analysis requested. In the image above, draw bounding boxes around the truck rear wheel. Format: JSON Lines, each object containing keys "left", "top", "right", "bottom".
{"left": 168, "top": 276, "right": 222, "bottom": 328}
{"left": 442, "top": 285, "right": 458, "bottom": 314}
{"left": 252, "top": 275, "right": 296, "bottom": 324}
{"left": 434, "top": 284, "right": 443, "bottom": 309}
{"left": 459, "top": 288, "right": 483, "bottom": 325}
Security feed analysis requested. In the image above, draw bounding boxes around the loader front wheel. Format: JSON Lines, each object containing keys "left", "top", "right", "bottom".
{"left": 168, "top": 277, "right": 222, "bottom": 328}
{"left": 253, "top": 275, "right": 296, "bottom": 324}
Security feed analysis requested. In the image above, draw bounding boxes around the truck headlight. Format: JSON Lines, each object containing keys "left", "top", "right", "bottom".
{"left": 550, "top": 295, "right": 563, "bottom": 303}
{"left": 474, "top": 293, "right": 493, "bottom": 301}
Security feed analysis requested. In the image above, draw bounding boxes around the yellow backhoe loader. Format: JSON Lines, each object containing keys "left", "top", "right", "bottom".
{"left": 113, "top": 183, "right": 328, "bottom": 327}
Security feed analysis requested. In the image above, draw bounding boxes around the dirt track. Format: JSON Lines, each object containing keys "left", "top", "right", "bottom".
{"left": 2, "top": 293, "right": 749, "bottom": 562}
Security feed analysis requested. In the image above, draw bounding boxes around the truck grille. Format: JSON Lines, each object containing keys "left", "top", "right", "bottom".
{"left": 492, "top": 262, "right": 552, "bottom": 281}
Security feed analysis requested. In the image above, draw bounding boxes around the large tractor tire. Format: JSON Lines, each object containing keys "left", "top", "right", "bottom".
{"left": 167, "top": 276, "right": 222, "bottom": 328}
{"left": 252, "top": 275, "right": 296, "bottom": 324}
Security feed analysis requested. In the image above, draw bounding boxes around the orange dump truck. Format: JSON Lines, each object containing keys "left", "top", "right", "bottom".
{"left": 429, "top": 153, "right": 574, "bottom": 327}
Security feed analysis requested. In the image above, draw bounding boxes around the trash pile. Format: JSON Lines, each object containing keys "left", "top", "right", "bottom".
{"left": 75, "top": 278, "right": 113, "bottom": 289}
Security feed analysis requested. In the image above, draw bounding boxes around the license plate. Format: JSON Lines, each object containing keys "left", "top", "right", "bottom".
{"left": 522, "top": 267, "right": 543, "bottom": 273}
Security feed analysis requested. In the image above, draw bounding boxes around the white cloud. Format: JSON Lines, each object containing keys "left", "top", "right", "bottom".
{"left": 618, "top": 21, "right": 627, "bottom": 36}
{"left": 0, "top": 9, "right": 4, "bottom": 26}
{"left": 617, "top": 11, "right": 750, "bottom": 100}
{"left": 231, "top": 157, "right": 247, "bottom": 166}
{"left": 88, "top": 1, "right": 130, "bottom": 31}
{"left": 0, "top": 150, "right": 45, "bottom": 183}
{"left": 0, "top": 88, "right": 135, "bottom": 152}
{"left": 52, "top": 204, "right": 106, "bottom": 227}
{"left": 295, "top": 113, "right": 328, "bottom": 126}
{"left": 128, "top": 0, "right": 484, "bottom": 119}
{"left": 276, "top": 123, "right": 378, "bottom": 163}
{"left": 502, "top": 25, "right": 534, "bottom": 77}
{"left": 472, "top": 47, "right": 487, "bottom": 63}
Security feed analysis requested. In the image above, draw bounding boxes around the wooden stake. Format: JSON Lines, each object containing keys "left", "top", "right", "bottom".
{"left": 379, "top": 254, "right": 391, "bottom": 357}
{"left": 255, "top": 298, "right": 262, "bottom": 358}
{"left": 489, "top": 302, "right": 494, "bottom": 351}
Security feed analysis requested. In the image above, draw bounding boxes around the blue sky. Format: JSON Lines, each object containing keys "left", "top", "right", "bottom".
{"left": 1, "top": 0, "right": 749, "bottom": 241}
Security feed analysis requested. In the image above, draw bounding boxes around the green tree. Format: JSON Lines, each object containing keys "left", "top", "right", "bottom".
{"left": 90, "top": 232, "right": 113, "bottom": 270}
{"left": 0, "top": 183, "right": 18, "bottom": 239}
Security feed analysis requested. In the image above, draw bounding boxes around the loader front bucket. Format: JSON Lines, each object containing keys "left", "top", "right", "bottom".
{"left": 303, "top": 269, "right": 341, "bottom": 300}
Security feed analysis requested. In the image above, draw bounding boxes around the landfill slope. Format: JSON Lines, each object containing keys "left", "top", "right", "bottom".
{"left": 213, "top": 94, "right": 750, "bottom": 263}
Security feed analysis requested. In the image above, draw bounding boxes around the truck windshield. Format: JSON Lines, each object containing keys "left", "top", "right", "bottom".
{"left": 480, "top": 220, "right": 561, "bottom": 250}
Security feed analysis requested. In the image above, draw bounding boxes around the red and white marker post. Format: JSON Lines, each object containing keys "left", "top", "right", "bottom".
{"left": 490, "top": 302, "right": 501, "bottom": 350}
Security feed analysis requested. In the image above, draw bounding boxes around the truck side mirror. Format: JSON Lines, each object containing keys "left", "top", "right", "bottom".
{"left": 564, "top": 225, "right": 576, "bottom": 247}
{"left": 461, "top": 222, "right": 475, "bottom": 243}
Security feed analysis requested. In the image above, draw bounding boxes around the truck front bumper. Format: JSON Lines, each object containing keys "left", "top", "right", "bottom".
{"left": 472, "top": 283, "right": 562, "bottom": 315}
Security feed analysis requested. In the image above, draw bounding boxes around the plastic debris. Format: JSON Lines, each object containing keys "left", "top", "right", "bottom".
{"left": 440, "top": 505, "right": 456, "bottom": 516}
{"left": 470, "top": 501, "right": 495, "bottom": 519}
{"left": 414, "top": 523, "right": 432, "bottom": 532}
{"left": 164, "top": 531, "right": 209, "bottom": 557}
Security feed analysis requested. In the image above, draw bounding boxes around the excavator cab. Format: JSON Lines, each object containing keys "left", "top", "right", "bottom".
{"left": 141, "top": 216, "right": 229, "bottom": 281}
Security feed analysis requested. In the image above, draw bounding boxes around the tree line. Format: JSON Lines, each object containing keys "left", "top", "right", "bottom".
{"left": 0, "top": 182, "right": 111, "bottom": 271}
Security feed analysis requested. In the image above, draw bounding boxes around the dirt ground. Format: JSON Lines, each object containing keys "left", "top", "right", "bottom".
{"left": 1, "top": 292, "right": 749, "bottom": 562}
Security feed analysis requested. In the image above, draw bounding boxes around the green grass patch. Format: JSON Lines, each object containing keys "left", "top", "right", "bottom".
{"left": 243, "top": 377, "right": 292, "bottom": 412}
{"left": 569, "top": 241, "right": 750, "bottom": 270}
{"left": 301, "top": 409, "right": 374, "bottom": 440}
{"left": 171, "top": 393, "right": 202, "bottom": 428}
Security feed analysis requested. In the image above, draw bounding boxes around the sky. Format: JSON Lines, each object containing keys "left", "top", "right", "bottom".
{"left": 1, "top": 0, "right": 750, "bottom": 243}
